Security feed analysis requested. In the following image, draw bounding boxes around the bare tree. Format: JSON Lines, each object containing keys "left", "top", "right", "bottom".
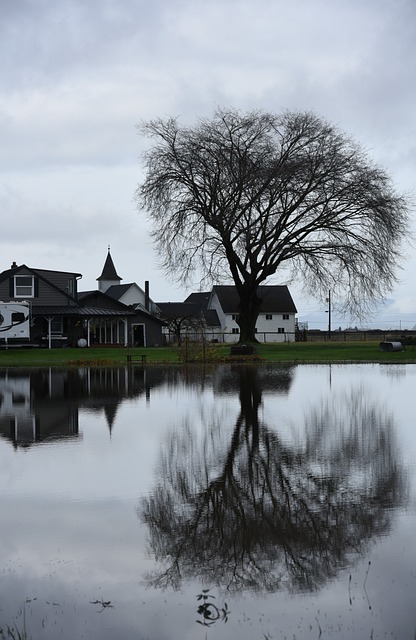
{"left": 137, "top": 108, "right": 410, "bottom": 342}
{"left": 157, "top": 302, "right": 205, "bottom": 345}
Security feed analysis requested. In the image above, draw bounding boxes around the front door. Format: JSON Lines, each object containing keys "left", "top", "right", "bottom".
{"left": 132, "top": 324, "right": 145, "bottom": 347}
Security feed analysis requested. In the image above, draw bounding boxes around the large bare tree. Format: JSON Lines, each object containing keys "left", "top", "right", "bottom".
{"left": 137, "top": 108, "right": 409, "bottom": 342}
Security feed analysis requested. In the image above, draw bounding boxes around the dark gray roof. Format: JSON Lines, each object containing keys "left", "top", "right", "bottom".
{"left": 183, "top": 292, "right": 211, "bottom": 309}
{"left": 31, "top": 306, "right": 135, "bottom": 317}
{"left": 97, "top": 251, "right": 122, "bottom": 282}
{"left": 0, "top": 264, "right": 82, "bottom": 282}
{"left": 105, "top": 283, "right": 137, "bottom": 300}
{"left": 157, "top": 301, "right": 220, "bottom": 328}
{"left": 0, "top": 264, "right": 80, "bottom": 303}
{"left": 77, "top": 291, "right": 95, "bottom": 300}
{"left": 157, "top": 302, "right": 201, "bottom": 317}
{"left": 212, "top": 285, "right": 297, "bottom": 313}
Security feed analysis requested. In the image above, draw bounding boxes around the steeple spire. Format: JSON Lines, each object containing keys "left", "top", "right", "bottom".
{"left": 97, "top": 247, "right": 122, "bottom": 292}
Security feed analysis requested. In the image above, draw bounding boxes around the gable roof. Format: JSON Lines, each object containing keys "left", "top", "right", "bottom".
{"left": 0, "top": 264, "right": 80, "bottom": 304}
{"left": 184, "top": 292, "right": 211, "bottom": 309}
{"left": 211, "top": 285, "right": 297, "bottom": 314}
{"left": 0, "top": 263, "right": 82, "bottom": 283}
{"left": 0, "top": 264, "right": 82, "bottom": 280}
{"left": 157, "top": 301, "right": 221, "bottom": 328}
{"left": 157, "top": 302, "right": 201, "bottom": 318}
{"left": 77, "top": 289, "right": 131, "bottom": 310}
{"left": 105, "top": 283, "right": 143, "bottom": 300}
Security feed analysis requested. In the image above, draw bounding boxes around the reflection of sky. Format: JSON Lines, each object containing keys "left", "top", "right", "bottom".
{"left": 0, "top": 364, "right": 415, "bottom": 639}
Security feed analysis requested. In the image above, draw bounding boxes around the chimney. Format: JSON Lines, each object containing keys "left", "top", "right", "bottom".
{"left": 145, "top": 280, "right": 150, "bottom": 311}
{"left": 11, "top": 261, "right": 17, "bottom": 269}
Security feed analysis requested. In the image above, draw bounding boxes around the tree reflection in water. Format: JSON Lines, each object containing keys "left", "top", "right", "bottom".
{"left": 140, "top": 366, "right": 406, "bottom": 593}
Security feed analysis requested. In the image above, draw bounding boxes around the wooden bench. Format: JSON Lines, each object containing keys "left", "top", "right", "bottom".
{"left": 126, "top": 354, "right": 147, "bottom": 365}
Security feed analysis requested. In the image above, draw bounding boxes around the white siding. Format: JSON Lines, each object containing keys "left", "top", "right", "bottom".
{"left": 118, "top": 285, "right": 146, "bottom": 307}
{"left": 210, "top": 305, "right": 296, "bottom": 343}
{"left": 255, "top": 312, "right": 296, "bottom": 342}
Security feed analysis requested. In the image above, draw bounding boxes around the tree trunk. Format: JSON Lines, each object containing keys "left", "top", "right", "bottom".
{"left": 236, "top": 289, "right": 262, "bottom": 343}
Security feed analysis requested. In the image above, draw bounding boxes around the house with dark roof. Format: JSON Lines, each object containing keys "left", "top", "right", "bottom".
{"left": 209, "top": 285, "right": 297, "bottom": 342}
{"left": 158, "top": 285, "right": 297, "bottom": 343}
{"left": 0, "top": 262, "right": 91, "bottom": 347}
{"left": 88, "top": 248, "right": 163, "bottom": 345}
{"left": 0, "top": 254, "right": 163, "bottom": 347}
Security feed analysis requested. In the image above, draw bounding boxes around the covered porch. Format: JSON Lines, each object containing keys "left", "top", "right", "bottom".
{"left": 31, "top": 306, "right": 134, "bottom": 348}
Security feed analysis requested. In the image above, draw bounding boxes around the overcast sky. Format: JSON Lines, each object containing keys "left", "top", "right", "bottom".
{"left": 1, "top": 0, "right": 415, "bottom": 329}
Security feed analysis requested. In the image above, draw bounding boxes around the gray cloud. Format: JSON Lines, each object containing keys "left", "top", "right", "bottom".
{"left": 0, "top": 0, "right": 415, "bottom": 320}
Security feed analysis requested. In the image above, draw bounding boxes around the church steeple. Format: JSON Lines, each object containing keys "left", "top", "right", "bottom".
{"left": 97, "top": 246, "right": 122, "bottom": 292}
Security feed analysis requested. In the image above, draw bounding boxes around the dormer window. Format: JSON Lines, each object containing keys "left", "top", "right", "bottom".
{"left": 14, "top": 275, "right": 35, "bottom": 298}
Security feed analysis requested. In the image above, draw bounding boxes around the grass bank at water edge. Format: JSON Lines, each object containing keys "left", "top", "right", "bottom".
{"left": 0, "top": 340, "right": 415, "bottom": 367}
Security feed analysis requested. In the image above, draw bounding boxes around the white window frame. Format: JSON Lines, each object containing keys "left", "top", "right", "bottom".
{"left": 67, "top": 278, "right": 74, "bottom": 296}
{"left": 14, "top": 275, "right": 35, "bottom": 298}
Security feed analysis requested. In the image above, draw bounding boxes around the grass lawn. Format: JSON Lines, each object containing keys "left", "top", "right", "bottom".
{"left": 0, "top": 340, "right": 415, "bottom": 367}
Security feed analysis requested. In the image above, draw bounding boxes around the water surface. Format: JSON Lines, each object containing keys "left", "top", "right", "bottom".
{"left": 0, "top": 364, "right": 414, "bottom": 639}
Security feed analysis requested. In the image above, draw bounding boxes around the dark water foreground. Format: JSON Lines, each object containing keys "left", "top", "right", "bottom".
{"left": 0, "top": 364, "right": 414, "bottom": 639}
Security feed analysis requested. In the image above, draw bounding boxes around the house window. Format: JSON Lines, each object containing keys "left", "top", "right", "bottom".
{"left": 51, "top": 319, "right": 63, "bottom": 334}
{"left": 232, "top": 328, "right": 239, "bottom": 334}
{"left": 67, "top": 278, "right": 74, "bottom": 296}
{"left": 278, "top": 327, "right": 285, "bottom": 333}
{"left": 14, "top": 275, "right": 34, "bottom": 298}
{"left": 282, "top": 314, "right": 289, "bottom": 320}
{"left": 265, "top": 314, "right": 273, "bottom": 320}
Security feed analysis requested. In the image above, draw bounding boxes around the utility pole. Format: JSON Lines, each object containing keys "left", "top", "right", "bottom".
{"left": 326, "top": 290, "right": 332, "bottom": 340}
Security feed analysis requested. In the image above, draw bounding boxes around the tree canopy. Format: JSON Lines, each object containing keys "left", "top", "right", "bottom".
{"left": 137, "top": 108, "right": 410, "bottom": 342}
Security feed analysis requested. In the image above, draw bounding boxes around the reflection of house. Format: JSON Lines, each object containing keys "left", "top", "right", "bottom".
{"left": 0, "top": 370, "right": 79, "bottom": 447}
{"left": 0, "top": 252, "right": 164, "bottom": 347}
{"left": 158, "top": 285, "right": 297, "bottom": 343}
{"left": 0, "top": 367, "right": 168, "bottom": 447}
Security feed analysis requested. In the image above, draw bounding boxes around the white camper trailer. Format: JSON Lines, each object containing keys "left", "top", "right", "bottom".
{"left": 0, "top": 301, "right": 31, "bottom": 344}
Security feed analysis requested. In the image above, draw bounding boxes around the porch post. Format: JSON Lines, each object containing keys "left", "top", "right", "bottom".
{"left": 123, "top": 318, "right": 128, "bottom": 346}
{"left": 46, "top": 317, "right": 53, "bottom": 349}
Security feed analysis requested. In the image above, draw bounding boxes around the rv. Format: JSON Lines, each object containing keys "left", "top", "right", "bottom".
{"left": 0, "top": 301, "right": 31, "bottom": 345}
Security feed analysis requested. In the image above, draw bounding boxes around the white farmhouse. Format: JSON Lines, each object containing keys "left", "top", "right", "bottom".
{"left": 159, "top": 284, "right": 298, "bottom": 343}
{"left": 206, "top": 285, "right": 297, "bottom": 343}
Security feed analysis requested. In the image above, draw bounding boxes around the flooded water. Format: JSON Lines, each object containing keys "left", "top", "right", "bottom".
{"left": 0, "top": 363, "right": 415, "bottom": 640}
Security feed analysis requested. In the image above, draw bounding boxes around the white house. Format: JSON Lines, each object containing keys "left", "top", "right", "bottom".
{"left": 207, "top": 285, "right": 297, "bottom": 343}
{"left": 159, "top": 285, "right": 297, "bottom": 343}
